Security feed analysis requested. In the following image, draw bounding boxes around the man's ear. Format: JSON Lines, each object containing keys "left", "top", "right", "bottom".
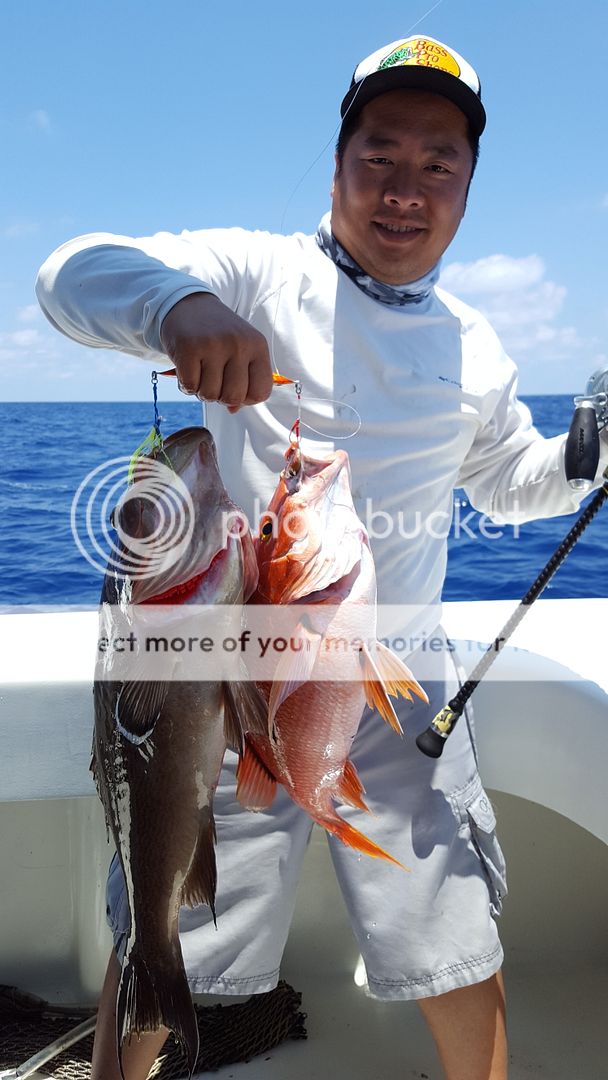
{"left": 330, "top": 152, "right": 340, "bottom": 197}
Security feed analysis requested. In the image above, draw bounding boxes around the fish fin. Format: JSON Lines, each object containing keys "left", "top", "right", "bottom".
{"left": 181, "top": 806, "right": 217, "bottom": 924}
{"left": 222, "top": 675, "right": 268, "bottom": 752}
{"left": 117, "top": 944, "right": 199, "bottom": 1080}
{"left": 113, "top": 679, "right": 170, "bottom": 743}
{"left": 236, "top": 737, "right": 277, "bottom": 810}
{"left": 267, "top": 619, "right": 323, "bottom": 737}
{"left": 89, "top": 745, "right": 113, "bottom": 843}
{"left": 89, "top": 732, "right": 101, "bottom": 795}
{"left": 89, "top": 742, "right": 110, "bottom": 842}
{"left": 317, "top": 812, "right": 408, "bottom": 870}
{"left": 90, "top": 690, "right": 121, "bottom": 843}
{"left": 337, "top": 759, "right": 370, "bottom": 813}
{"left": 359, "top": 644, "right": 404, "bottom": 735}
{"left": 374, "top": 641, "right": 429, "bottom": 704}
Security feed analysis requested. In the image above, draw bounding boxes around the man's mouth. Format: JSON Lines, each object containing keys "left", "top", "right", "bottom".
{"left": 374, "top": 221, "right": 423, "bottom": 235}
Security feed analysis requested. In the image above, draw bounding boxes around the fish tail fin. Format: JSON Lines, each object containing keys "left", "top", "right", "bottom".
{"left": 316, "top": 810, "right": 408, "bottom": 871}
{"left": 117, "top": 944, "right": 199, "bottom": 1079}
{"left": 182, "top": 806, "right": 218, "bottom": 925}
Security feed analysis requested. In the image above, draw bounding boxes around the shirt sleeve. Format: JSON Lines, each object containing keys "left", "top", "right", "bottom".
{"left": 457, "top": 342, "right": 608, "bottom": 526}
{"left": 35, "top": 227, "right": 283, "bottom": 361}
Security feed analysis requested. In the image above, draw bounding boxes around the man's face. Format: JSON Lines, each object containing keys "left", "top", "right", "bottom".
{"left": 331, "top": 89, "right": 474, "bottom": 284}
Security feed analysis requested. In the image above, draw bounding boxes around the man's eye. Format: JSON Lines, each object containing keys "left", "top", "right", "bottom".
{"left": 367, "top": 156, "right": 391, "bottom": 165}
{"left": 428, "top": 164, "right": 451, "bottom": 174}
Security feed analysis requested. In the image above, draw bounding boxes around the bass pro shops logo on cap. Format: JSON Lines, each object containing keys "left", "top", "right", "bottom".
{"left": 341, "top": 35, "right": 486, "bottom": 136}
{"left": 379, "top": 38, "right": 461, "bottom": 77}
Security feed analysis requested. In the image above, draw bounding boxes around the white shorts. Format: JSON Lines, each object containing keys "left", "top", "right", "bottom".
{"left": 106, "top": 629, "right": 507, "bottom": 1001}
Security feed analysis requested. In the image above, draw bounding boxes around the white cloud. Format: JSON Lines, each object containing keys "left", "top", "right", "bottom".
{"left": 0, "top": 329, "right": 43, "bottom": 349}
{"left": 439, "top": 253, "right": 586, "bottom": 360}
{"left": 0, "top": 318, "right": 58, "bottom": 370}
{"left": 17, "top": 304, "right": 41, "bottom": 323}
{"left": 28, "top": 109, "right": 51, "bottom": 134}
{"left": 3, "top": 221, "right": 39, "bottom": 238}
{"left": 441, "top": 253, "right": 545, "bottom": 295}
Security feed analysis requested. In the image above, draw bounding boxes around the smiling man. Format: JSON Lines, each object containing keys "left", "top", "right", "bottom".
{"left": 37, "top": 34, "right": 608, "bottom": 1080}
{"left": 331, "top": 91, "right": 474, "bottom": 284}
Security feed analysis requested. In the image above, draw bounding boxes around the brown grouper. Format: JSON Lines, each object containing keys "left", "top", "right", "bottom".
{"left": 92, "top": 427, "right": 266, "bottom": 1078}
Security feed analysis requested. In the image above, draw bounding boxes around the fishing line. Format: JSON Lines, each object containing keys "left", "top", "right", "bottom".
{"left": 269, "top": 0, "right": 446, "bottom": 377}
{"left": 299, "top": 398, "right": 362, "bottom": 441}
{"left": 128, "top": 371, "right": 173, "bottom": 481}
{"left": 277, "top": 0, "right": 447, "bottom": 238}
{"left": 406, "top": 0, "right": 447, "bottom": 36}
{"left": 274, "top": 376, "right": 362, "bottom": 442}
{"left": 159, "top": 8, "right": 449, "bottom": 414}
{"left": 269, "top": 58, "right": 390, "bottom": 377}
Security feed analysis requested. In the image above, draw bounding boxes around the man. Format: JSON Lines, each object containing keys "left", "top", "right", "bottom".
{"left": 36, "top": 35, "right": 608, "bottom": 1080}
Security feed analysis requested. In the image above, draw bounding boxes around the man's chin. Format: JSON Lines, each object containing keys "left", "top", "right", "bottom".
{"left": 365, "top": 257, "right": 429, "bottom": 286}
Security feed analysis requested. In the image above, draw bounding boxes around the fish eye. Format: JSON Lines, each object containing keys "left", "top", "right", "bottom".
{"left": 259, "top": 518, "right": 274, "bottom": 540}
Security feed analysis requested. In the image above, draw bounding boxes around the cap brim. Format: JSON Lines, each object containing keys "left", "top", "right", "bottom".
{"left": 340, "top": 66, "right": 486, "bottom": 136}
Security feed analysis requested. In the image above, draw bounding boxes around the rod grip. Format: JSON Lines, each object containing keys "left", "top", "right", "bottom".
{"left": 565, "top": 405, "right": 600, "bottom": 489}
{"left": 416, "top": 705, "right": 461, "bottom": 758}
{"left": 415, "top": 726, "right": 447, "bottom": 758}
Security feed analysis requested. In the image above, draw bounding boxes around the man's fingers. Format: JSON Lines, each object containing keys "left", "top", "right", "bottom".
{"left": 195, "top": 346, "right": 225, "bottom": 402}
{"left": 218, "top": 358, "right": 251, "bottom": 409}
{"left": 245, "top": 352, "right": 274, "bottom": 405}
{"left": 222, "top": 353, "right": 275, "bottom": 408}
{"left": 160, "top": 293, "right": 273, "bottom": 409}
{"left": 174, "top": 345, "right": 273, "bottom": 406}
{"left": 173, "top": 358, "right": 204, "bottom": 396}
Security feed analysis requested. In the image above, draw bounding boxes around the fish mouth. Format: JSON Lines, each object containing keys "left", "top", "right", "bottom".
{"left": 139, "top": 539, "right": 237, "bottom": 606}
{"left": 140, "top": 564, "right": 216, "bottom": 605}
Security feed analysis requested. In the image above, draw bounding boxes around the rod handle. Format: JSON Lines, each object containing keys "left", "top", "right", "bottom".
{"left": 415, "top": 726, "right": 447, "bottom": 758}
{"left": 565, "top": 405, "right": 600, "bottom": 491}
{"left": 416, "top": 706, "right": 462, "bottom": 758}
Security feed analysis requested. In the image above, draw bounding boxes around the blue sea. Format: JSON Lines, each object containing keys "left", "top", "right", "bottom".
{"left": 1, "top": 397, "right": 606, "bottom": 606}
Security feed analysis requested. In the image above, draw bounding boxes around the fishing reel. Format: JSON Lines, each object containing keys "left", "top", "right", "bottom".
{"left": 564, "top": 366, "right": 608, "bottom": 492}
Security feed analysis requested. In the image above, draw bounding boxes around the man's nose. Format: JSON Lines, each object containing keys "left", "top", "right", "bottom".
{"left": 383, "top": 168, "right": 424, "bottom": 208}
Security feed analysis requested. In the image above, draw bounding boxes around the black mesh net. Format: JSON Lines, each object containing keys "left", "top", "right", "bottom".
{"left": 0, "top": 982, "right": 307, "bottom": 1078}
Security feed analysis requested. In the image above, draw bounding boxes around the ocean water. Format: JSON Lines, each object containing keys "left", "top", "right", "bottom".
{"left": 1, "top": 396, "right": 606, "bottom": 606}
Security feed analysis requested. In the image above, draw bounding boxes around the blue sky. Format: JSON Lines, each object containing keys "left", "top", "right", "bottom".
{"left": 2, "top": 0, "right": 607, "bottom": 400}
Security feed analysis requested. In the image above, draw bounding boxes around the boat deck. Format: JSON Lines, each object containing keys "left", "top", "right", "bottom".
{"left": 12, "top": 791, "right": 608, "bottom": 1080}
{"left": 2, "top": 601, "right": 606, "bottom": 1079}
{"left": 201, "top": 795, "right": 607, "bottom": 1080}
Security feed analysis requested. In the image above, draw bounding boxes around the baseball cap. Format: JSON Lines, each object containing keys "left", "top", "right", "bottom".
{"left": 340, "top": 36, "right": 486, "bottom": 137}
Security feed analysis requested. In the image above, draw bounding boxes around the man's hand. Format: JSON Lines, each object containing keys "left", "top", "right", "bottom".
{"left": 160, "top": 293, "right": 273, "bottom": 411}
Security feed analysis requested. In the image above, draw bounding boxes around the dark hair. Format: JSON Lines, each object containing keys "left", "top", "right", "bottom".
{"left": 335, "top": 100, "right": 480, "bottom": 186}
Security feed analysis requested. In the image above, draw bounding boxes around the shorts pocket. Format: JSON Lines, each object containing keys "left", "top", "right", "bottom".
{"left": 452, "top": 778, "right": 508, "bottom": 918}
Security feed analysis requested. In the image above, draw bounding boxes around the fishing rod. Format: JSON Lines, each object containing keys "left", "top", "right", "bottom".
{"left": 416, "top": 367, "right": 608, "bottom": 759}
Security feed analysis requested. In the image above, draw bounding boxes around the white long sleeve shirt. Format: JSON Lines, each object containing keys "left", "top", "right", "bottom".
{"left": 36, "top": 225, "right": 608, "bottom": 645}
